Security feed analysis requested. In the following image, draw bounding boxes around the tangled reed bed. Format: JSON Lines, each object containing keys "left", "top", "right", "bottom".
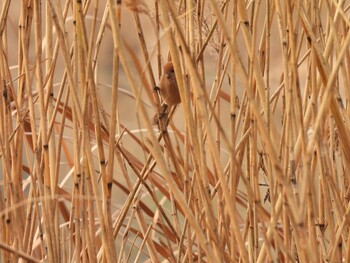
{"left": 1, "top": 0, "right": 350, "bottom": 262}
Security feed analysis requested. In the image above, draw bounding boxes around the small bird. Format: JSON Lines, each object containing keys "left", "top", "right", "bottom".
{"left": 158, "top": 62, "right": 180, "bottom": 106}
{"left": 152, "top": 62, "right": 180, "bottom": 125}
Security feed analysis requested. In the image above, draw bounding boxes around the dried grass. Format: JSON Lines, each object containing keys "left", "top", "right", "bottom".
{"left": 1, "top": 0, "right": 350, "bottom": 262}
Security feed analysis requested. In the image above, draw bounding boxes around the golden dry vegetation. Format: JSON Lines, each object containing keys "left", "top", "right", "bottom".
{"left": 1, "top": 0, "right": 350, "bottom": 262}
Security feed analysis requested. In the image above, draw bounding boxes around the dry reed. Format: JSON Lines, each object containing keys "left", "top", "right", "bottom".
{"left": 0, "top": 0, "right": 350, "bottom": 262}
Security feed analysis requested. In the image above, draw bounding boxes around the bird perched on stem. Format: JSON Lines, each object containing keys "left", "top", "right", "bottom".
{"left": 153, "top": 62, "right": 180, "bottom": 125}
{"left": 158, "top": 62, "right": 180, "bottom": 106}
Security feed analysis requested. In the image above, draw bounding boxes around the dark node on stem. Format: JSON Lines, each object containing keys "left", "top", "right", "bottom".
{"left": 43, "top": 144, "right": 49, "bottom": 150}
{"left": 290, "top": 177, "right": 296, "bottom": 184}
{"left": 230, "top": 113, "right": 236, "bottom": 120}
{"left": 162, "top": 129, "right": 168, "bottom": 136}
{"left": 307, "top": 36, "right": 312, "bottom": 44}
{"left": 243, "top": 20, "right": 249, "bottom": 26}
{"left": 153, "top": 86, "right": 160, "bottom": 92}
{"left": 107, "top": 182, "right": 113, "bottom": 189}
{"left": 100, "top": 160, "right": 106, "bottom": 165}
{"left": 3, "top": 88, "right": 7, "bottom": 99}
{"left": 315, "top": 223, "right": 325, "bottom": 229}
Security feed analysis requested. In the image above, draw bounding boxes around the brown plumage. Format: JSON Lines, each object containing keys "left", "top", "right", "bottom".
{"left": 151, "top": 62, "right": 181, "bottom": 125}
{"left": 158, "top": 62, "right": 180, "bottom": 106}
